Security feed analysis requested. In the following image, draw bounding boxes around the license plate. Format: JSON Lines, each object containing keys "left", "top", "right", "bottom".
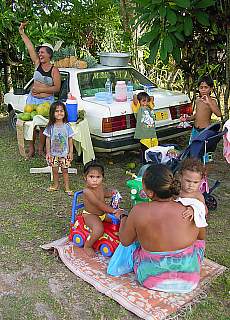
{"left": 155, "top": 111, "right": 168, "bottom": 121}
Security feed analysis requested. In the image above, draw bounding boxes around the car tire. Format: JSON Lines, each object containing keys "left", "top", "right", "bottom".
{"left": 8, "top": 109, "right": 17, "bottom": 131}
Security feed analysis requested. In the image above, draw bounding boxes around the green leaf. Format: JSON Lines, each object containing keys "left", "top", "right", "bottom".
{"left": 148, "top": 38, "right": 160, "bottom": 63}
{"left": 166, "top": 8, "right": 177, "bottom": 25}
{"left": 135, "top": 0, "right": 151, "bottom": 4}
{"left": 159, "top": 6, "right": 166, "bottom": 17}
{"left": 160, "top": 44, "right": 167, "bottom": 61}
{"left": 174, "top": 0, "right": 191, "bottom": 8}
{"left": 138, "top": 26, "right": 160, "bottom": 45}
{"left": 183, "top": 15, "right": 193, "bottom": 36}
{"left": 196, "top": 0, "right": 215, "bottom": 8}
{"left": 172, "top": 46, "right": 181, "bottom": 63}
{"left": 169, "top": 33, "right": 177, "bottom": 46}
{"left": 164, "top": 34, "right": 173, "bottom": 52}
{"left": 174, "top": 31, "right": 185, "bottom": 42}
{"left": 195, "top": 11, "right": 210, "bottom": 26}
{"left": 177, "top": 23, "right": 184, "bottom": 33}
{"left": 138, "top": 32, "right": 154, "bottom": 45}
{"left": 168, "top": 25, "right": 178, "bottom": 32}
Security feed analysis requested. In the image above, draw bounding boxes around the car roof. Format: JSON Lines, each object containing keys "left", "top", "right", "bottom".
{"left": 59, "top": 64, "right": 133, "bottom": 74}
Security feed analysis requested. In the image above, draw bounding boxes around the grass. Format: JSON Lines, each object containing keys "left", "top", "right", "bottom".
{"left": 0, "top": 115, "right": 229, "bottom": 320}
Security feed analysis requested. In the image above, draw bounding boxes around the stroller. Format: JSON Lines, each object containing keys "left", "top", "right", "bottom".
{"left": 143, "top": 123, "right": 227, "bottom": 210}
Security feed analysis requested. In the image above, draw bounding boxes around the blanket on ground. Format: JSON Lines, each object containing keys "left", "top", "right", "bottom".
{"left": 41, "top": 237, "right": 226, "bottom": 320}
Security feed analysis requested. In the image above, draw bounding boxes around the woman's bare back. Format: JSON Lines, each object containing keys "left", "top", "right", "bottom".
{"left": 133, "top": 200, "right": 199, "bottom": 252}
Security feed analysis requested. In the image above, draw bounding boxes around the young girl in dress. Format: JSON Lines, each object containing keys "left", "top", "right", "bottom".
{"left": 43, "top": 101, "right": 74, "bottom": 195}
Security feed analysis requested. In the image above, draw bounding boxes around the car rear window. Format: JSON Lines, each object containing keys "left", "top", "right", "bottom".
{"left": 78, "top": 68, "right": 156, "bottom": 97}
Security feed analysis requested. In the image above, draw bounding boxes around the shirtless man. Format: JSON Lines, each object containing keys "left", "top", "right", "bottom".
{"left": 186, "top": 75, "right": 221, "bottom": 142}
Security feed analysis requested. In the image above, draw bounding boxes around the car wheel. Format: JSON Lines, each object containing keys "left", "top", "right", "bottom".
{"left": 9, "top": 110, "right": 17, "bottom": 130}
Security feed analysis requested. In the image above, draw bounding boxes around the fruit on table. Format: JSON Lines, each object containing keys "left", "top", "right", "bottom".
{"left": 36, "top": 102, "right": 50, "bottom": 117}
{"left": 24, "top": 104, "right": 34, "bottom": 113}
{"left": 18, "top": 112, "right": 32, "bottom": 121}
{"left": 30, "top": 111, "right": 37, "bottom": 119}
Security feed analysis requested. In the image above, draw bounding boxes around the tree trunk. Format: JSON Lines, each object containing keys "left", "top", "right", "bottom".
{"left": 120, "top": 0, "right": 129, "bottom": 32}
{"left": 4, "top": 64, "right": 13, "bottom": 93}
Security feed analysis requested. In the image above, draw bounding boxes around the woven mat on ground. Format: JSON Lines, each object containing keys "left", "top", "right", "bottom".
{"left": 41, "top": 237, "right": 226, "bottom": 320}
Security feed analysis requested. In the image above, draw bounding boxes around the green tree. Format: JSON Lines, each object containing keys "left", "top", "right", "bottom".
{"left": 0, "top": 0, "right": 130, "bottom": 97}
{"left": 134, "top": 0, "right": 229, "bottom": 117}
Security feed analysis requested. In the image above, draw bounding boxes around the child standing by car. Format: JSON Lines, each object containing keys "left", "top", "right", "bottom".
{"left": 43, "top": 101, "right": 74, "bottom": 195}
{"left": 82, "top": 160, "right": 123, "bottom": 257}
{"left": 181, "top": 75, "right": 221, "bottom": 143}
{"left": 132, "top": 92, "right": 158, "bottom": 163}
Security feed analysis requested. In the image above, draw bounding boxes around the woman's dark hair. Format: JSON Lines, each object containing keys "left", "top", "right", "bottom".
{"left": 198, "top": 74, "right": 214, "bottom": 88}
{"left": 179, "top": 158, "right": 206, "bottom": 178}
{"left": 137, "top": 91, "right": 150, "bottom": 103}
{"left": 36, "top": 46, "right": 53, "bottom": 59}
{"left": 143, "top": 164, "right": 180, "bottom": 198}
{"left": 83, "top": 160, "right": 105, "bottom": 177}
{"left": 47, "top": 101, "right": 68, "bottom": 128}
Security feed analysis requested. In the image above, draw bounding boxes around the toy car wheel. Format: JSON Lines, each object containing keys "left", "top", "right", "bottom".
{"left": 205, "top": 194, "right": 217, "bottom": 211}
{"left": 100, "top": 243, "right": 113, "bottom": 257}
{"left": 72, "top": 233, "right": 85, "bottom": 247}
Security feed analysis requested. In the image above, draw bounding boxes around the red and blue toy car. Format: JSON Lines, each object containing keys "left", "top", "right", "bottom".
{"left": 69, "top": 191, "right": 120, "bottom": 257}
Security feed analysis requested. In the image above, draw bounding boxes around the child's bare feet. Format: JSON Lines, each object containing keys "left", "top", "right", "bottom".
{"left": 83, "top": 246, "right": 96, "bottom": 257}
{"left": 38, "top": 147, "right": 45, "bottom": 157}
{"left": 27, "top": 146, "right": 35, "bottom": 159}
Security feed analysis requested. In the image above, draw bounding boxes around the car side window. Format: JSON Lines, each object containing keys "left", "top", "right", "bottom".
{"left": 57, "top": 73, "right": 69, "bottom": 101}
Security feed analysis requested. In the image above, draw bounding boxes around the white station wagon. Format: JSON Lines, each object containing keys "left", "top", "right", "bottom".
{"left": 4, "top": 65, "right": 192, "bottom": 153}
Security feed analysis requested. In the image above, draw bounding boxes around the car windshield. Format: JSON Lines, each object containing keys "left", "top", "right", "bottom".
{"left": 78, "top": 68, "right": 156, "bottom": 97}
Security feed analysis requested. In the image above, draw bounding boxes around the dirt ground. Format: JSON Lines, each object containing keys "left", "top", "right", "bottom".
{"left": 0, "top": 115, "right": 229, "bottom": 320}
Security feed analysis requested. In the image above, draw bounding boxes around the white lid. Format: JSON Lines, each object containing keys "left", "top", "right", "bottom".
{"left": 66, "top": 99, "right": 77, "bottom": 104}
{"left": 116, "top": 81, "right": 126, "bottom": 84}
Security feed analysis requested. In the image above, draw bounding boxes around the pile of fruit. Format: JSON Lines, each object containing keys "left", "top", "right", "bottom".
{"left": 18, "top": 102, "right": 51, "bottom": 121}
{"left": 54, "top": 56, "right": 87, "bottom": 68}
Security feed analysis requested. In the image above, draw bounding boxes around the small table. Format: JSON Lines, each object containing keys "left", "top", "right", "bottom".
{"left": 16, "top": 116, "right": 95, "bottom": 178}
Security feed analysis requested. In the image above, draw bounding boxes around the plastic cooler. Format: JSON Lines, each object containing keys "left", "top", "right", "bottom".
{"left": 66, "top": 99, "right": 78, "bottom": 122}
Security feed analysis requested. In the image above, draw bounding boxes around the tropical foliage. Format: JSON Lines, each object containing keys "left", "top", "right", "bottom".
{"left": 0, "top": 0, "right": 229, "bottom": 116}
{"left": 134, "top": 0, "right": 229, "bottom": 117}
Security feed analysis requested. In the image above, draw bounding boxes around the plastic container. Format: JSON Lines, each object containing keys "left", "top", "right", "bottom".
{"left": 105, "top": 78, "right": 112, "bottom": 93}
{"left": 127, "top": 80, "right": 133, "bottom": 100}
{"left": 106, "top": 93, "right": 113, "bottom": 104}
{"left": 66, "top": 98, "right": 78, "bottom": 122}
{"left": 144, "top": 84, "right": 155, "bottom": 95}
{"left": 115, "top": 81, "right": 127, "bottom": 102}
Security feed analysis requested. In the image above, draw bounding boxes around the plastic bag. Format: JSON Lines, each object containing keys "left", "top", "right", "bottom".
{"left": 107, "top": 242, "right": 139, "bottom": 276}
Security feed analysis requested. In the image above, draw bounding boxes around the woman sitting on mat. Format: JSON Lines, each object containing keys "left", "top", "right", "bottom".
{"left": 111, "top": 164, "right": 206, "bottom": 293}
